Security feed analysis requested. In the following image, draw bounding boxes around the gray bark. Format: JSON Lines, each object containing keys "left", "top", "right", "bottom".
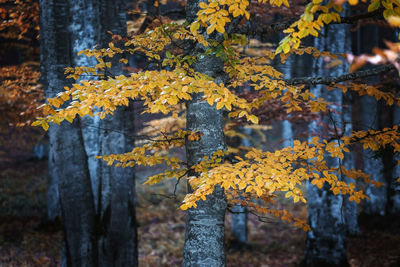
{"left": 361, "top": 96, "right": 386, "bottom": 216}
{"left": 281, "top": 57, "right": 294, "bottom": 148}
{"left": 342, "top": 93, "right": 360, "bottom": 235}
{"left": 69, "top": 0, "right": 102, "bottom": 210}
{"left": 47, "top": 146, "right": 60, "bottom": 221}
{"left": 230, "top": 204, "right": 247, "bottom": 247}
{"left": 97, "top": 106, "right": 137, "bottom": 267}
{"left": 41, "top": 0, "right": 137, "bottom": 265}
{"left": 97, "top": 2, "right": 138, "bottom": 265}
{"left": 40, "top": 0, "right": 98, "bottom": 265}
{"left": 230, "top": 128, "right": 250, "bottom": 247}
{"left": 390, "top": 105, "right": 400, "bottom": 214}
{"left": 303, "top": 23, "right": 350, "bottom": 267}
{"left": 183, "top": 1, "right": 227, "bottom": 266}
{"left": 69, "top": 0, "right": 138, "bottom": 265}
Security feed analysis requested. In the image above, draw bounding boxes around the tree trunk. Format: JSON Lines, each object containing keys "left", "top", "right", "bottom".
{"left": 303, "top": 24, "right": 350, "bottom": 267}
{"left": 183, "top": 1, "right": 227, "bottom": 266}
{"left": 230, "top": 127, "right": 250, "bottom": 248}
{"left": 281, "top": 57, "right": 294, "bottom": 148}
{"left": 40, "top": 0, "right": 98, "bottom": 265}
{"left": 69, "top": 0, "right": 138, "bottom": 265}
{"left": 343, "top": 93, "right": 360, "bottom": 235}
{"left": 41, "top": 0, "right": 137, "bottom": 265}
{"left": 390, "top": 105, "right": 400, "bottom": 214}
{"left": 361, "top": 96, "right": 386, "bottom": 216}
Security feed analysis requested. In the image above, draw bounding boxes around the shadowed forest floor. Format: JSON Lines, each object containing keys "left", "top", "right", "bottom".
{"left": 1, "top": 159, "right": 400, "bottom": 266}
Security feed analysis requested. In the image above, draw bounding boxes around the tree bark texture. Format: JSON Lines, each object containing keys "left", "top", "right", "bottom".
{"left": 41, "top": 0, "right": 138, "bottom": 266}
{"left": 361, "top": 95, "right": 386, "bottom": 216}
{"left": 230, "top": 127, "right": 251, "bottom": 247}
{"left": 343, "top": 93, "right": 360, "bottom": 235}
{"left": 183, "top": 1, "right": 227, "bottom": 266}
{"left": 303, "top": 23, "right": 350, "bottom": 267}
{"left": 40, "top": 0, "right": 98, "bottom": 265}
{"left": 390, "top": 105, "right": 400, "bottom": 214}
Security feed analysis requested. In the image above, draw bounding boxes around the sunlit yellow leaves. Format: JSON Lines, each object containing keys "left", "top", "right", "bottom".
{"left": 31, "top": 119, "right": 49, "bottom": 131}
{"left": 388, "top": 15, "right": 400, "bottom": 26}
{"left": 348, "top": 0, "right": 358, "bottom": 5}
{"left": 196, "top": 0, "right": 250, "bottom": 35}
{"left": 30, "top": 0, "right": 400, "bottom": 233}
{"left": 276, "top": 2, "right": 344, "bottom": 54}
{"left": 248, "top": 115, "right": 259, "bottom": 124}
{"left": 190, "top": 21, "right": 200, "bottom": 35}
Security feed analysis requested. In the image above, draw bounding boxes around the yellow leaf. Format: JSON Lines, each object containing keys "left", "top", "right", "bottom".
{"left": 216, "top": 101, "right": 224, "bottom": 110}
{"left": 216, "top": 23, "right": 225, "bottom": 33}
{"left": 282, "top": 42, "right": 290, "bottom": 54}
{"left": 190, "top": 21, "right": 200, "bottom": 34}
{"left": 285, "top": 191, "right": 293, "bottom": 198}
{"left": 199, "top": 2, "right": 208, "bottom": 9}
{"left": 42, "top": 121, "right": 49, "bottom": 131}
{"left": 388, "top": 16, "right": 400, "bottom": 27}
{"left": 207, "top": 24, "right": 216, "bottom": 35}
{"left": 119, "top": 58, "right": 128, "bottom": 64}
{"left": 31, "top": 120, "right": 42, "bottom": 127}
{"left": 249, "top": 115, "right": 259, "bottom": 124}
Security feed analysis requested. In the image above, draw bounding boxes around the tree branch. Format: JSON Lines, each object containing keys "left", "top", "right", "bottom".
{"left": 285, "top": 64, "right": 395, "bottom": 86}
{"left": 237, "top": 9, "right": 382, "bottom": 37}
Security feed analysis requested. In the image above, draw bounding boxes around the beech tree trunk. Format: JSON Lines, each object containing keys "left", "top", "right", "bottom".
{"left": 40, "top": 0, "right": 98, "bottom": 265}
{"left": 230, "top": 127, "right": 250, "bottom": 248}
{"left": 303, "top": 24, "right": 350, "bottom": 267}
{"left": 69, "top": 0, "right": 138, "bottom": 265}
{"left": 390, "top": 105, "right": 400, "bottom": 214}
{"left": 361, "top": 96, "right": 386, "bottom": 216}
{"left": 281, "top": 57, "right": 294, "bottom": 148}
{"left": 343, "top": 93, "right": 360, "bottom": 235}
{"left": 41, "top": 0, "right": 137, "bottom": 266}
{"left": 183, "top": 1, "right": 227, "bottom": 266}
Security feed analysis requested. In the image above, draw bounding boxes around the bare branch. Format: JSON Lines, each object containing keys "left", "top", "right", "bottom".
{"left": 237, "top": 9, "right": 382, "bottom": 37}
{"left": 285, "top": 64, "right": 395, "bottom": 86}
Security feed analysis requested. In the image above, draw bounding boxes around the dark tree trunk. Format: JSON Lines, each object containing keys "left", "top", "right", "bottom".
{"left": 183, "top": 1, "right": 227, "bottom": 266}
{"left": 361, "top": 95, "right": 386, "bottom": 216}
{"left": 230, "top": 128, "right": 250, "bottom": 248}
{"left": 303, "top": 23, "right": 350, "bottom": 267}
{"left": 390, "top": 105, "right": 400, "bottom": 214}
{"left": 87, "top": 1, "right": 138, "bottom": 265}
{"left": 343, "top": 92, "right": 360, "bottom": 235}
{"left": 97, "top": 106, "right": 137, "bottom": 267}
{"left": 40, "top": 0, "right": 98, "bottom": 265}
{"left": 41, "top": 0, "right": 137, "bottom": 266}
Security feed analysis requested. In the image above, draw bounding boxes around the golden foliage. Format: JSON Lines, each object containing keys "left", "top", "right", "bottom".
{"left": 33, "top": 0, "right": 400, "bottom": 229}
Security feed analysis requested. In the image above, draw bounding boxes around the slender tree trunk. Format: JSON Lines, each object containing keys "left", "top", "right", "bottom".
{"left": 230, "top": 204, "right": 247, "bottom": 247}
{"left": 343, "top": 93, "right": 360, "bottom": 235}
{"left": 69, "top": 0, "right": 138, "bottom": 265}
{"left": 97, "top": 106, "right": 137, "bottom": 267}
{"left": 281, "top": 57, "right": 294, "bottom": 148}
{"left": 230, "top": 127, "right": 250, "bottom": 248}
{"left": 69, "top": 0, "right": 101, "bottom": 210}
{"left": 390, "top": 105, "right": 400, "bottom": 214}
{"left": 40, "top": 0, "right": 98, "bottom": 265}
{"left": 46, "top": 147, "right": 60, "bottom": 221}
{"left": 303, "top": 24, "right": 350, "bottom": 267}
{"left": 361, "top": 96, "right": 386, "bottom": 216}
{"left": 41, "top": 0, "right": 137, "bottom": 265}
{"left": 183, "top": 1, "right": 227, "bottom": 266}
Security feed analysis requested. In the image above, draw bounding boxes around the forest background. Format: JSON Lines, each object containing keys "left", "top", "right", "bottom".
{"left": 1, "top": 0, "right": 400, "bottom": 266}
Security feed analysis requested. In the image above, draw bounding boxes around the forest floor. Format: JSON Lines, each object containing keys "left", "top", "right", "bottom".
{"left": 1, "top": 154, "right": 400, "bottom": 266}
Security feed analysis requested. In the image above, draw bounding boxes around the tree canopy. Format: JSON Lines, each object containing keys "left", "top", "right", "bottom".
{"left": 34, "top": 0, "right": 400, "bottom": 231}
